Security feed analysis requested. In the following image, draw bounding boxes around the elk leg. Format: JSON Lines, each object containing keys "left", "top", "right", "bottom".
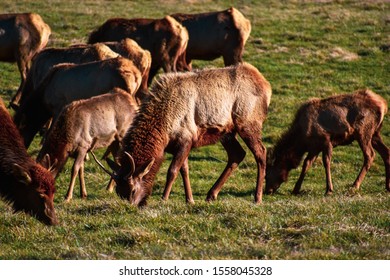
{"left": 372, "top": 131, "right": 390, "bottom": 191}
{"left": 322, "top": 143, "right": 334, "bottom": 195}
{"left": 351, "top": 136, "right": 375, "bottom": 191}
{"left": 206, "top": 134, "right": 246, "bottom": 202}
{"left": 162, "top": 144, "right": 192, "bottom": 202}
{"left": 105, "top": 140, "right": 121, "bottom": 192}
{"left": 79, "top": 161, "right": 87, "bottom": 199}
{"left": 180, "top": 158, "right": 194, "bottom": 204}
{"left": 65, "top": 150, "right": 86, "bottom": 202}
{"left": 292, "top": 152, "right": 318, "bottom": 195}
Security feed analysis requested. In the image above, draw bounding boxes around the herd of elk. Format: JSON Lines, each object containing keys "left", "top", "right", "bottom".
{"left": 0, "top": 8, "right": 388, "bottom": 226}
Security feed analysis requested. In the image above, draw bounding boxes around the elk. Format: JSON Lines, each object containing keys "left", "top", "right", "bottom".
{"left": 95, "top": 63, "right": 272, "bottom": 207}
{"left": 103, "top": 39, "right": 152, "bottom": 103}
{"left": 265, "top": 89, "right": 389, "bottom": 195}
{"left": 0, "top": 13, "right": 51, "bottom": 104}
{"left": 13, "top": 56, "right": 142, "bottom": 148}
{"left": 88, "top": 15, "right": 188, "bottom": 83}
{"left": 37, "top": 89, "right": 138, "bottom": 202}
{"left": 10, "top": 42, "right": 119, "bottom": 109}
{"left": 0, "top": 97, "right": 57, "bottom": 225}
{"left": 172, "top": 7, "right": 251, "bottom": 71}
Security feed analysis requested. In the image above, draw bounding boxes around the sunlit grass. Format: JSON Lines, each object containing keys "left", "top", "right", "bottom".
{"left": 0, "top": 0, "right": 389, "bottom": 260}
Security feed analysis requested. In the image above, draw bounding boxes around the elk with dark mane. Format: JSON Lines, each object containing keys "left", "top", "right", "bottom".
{"left": 95, "top": 63, "right": 272, "bottom": 206}
{"left": 0, "top": 97, "right": 57, "bottom": 225}
{"left": 265, "top": 89, "right": 389, "bottom": 195}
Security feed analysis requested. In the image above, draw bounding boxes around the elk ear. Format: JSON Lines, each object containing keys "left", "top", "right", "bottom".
{"left": 138, "top": 158, "right": 155, "bottom": 179}
{"left": 12, "top": 164, "right": 32, "bottom": 185}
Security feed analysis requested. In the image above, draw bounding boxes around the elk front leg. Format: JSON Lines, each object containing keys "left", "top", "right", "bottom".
{"left": 162, "top": 143, "right": 192, "bottom": 202}
{"left": 65, "top": 149, "right": 87, "bottom": 202}
{"left": 292, "top": 152, "right": 318, "bottom": 195}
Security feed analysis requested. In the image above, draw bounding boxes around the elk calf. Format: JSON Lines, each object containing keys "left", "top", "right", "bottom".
{"left": 0, "top": 97, "right": 57, "bottom": 225}
{"left": 266, "top": 89, "right": 389, "bottom": 195}
{"left": 37, "top": 89, "right": 138, "bottom": 202}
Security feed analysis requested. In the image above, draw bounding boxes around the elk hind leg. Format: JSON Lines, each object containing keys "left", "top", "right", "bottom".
{"left": 350, "top": 136, "right": 375, "bottom": 193}
{"left": 206, "top": 134, "right": 246, "bottom": 202}
{"left": 372, "top": 131, "right": 390, "bottom": 191}
{"left": 322, "top": 143, "right": 334, "bottom": 195}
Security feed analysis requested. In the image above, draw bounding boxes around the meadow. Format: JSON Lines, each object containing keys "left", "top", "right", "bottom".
{"left": 0, "top": 0, "right": 389, "bottom": 259}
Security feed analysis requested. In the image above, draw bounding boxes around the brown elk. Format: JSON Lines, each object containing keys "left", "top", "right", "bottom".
{"left": 13, "top": 39, "right": 151, "bottom": 109}
{"left": 0, "top": 97, "right": 57, "bottom": 225}
{"left": 10, "top": 42, "right": 119, "bottom": 109}
{"left": 95, "top": 63, "right": 272, "bottom": 207}
{"left": 37, "top": 89, "right": 138, "bottom": 202}
{"left": 0, "top": 13, "right": 51, "bottom": 105}
{"left": 88, "top": 15, "right": 188, "bottom": 83}
{"left": 13, "top": 56, "right": 142, "bottom": 148}
{"left": 265, "top": 89, "right": 389, "bottom": 195}
{"left": 103, "top": 39, "right": 152, "bottom": 103}
{"left": 171, "top": 7, "right": 251, "bottom": 71}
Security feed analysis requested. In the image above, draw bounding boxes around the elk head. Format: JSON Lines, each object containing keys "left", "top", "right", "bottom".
{"left": 12, "top": 163, "right": 58, "bottom": 225}
{"left": 91, "top": 151, "right": 154, "bottom": 206}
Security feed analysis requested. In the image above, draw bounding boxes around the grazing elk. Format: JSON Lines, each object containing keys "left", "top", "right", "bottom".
{"left": 95, "top": 63, "right": 272, "bottom": 207}
{"left": 171, "top": 7, "right": 251, "bottom": 71}
{"left": 13, "top": 39, "right": 151, "bottom": 109}
{"left": 88, "top": 15, "right": 188, "bottom": 83}
{"left": 10, "top": 42, "right": 119, "bottom": 109}
{"left": 37, "top": 89, "right": 138, "bottom": 202}
{"left": 14, "top": 56, "right": 142, "bottom": 148}
{"left": 265, "top": 89, "right": 390, "bottom": 195}
{"left": 0, "top": 97, "right": 57, "bottom": 225}
{"left": 104, "top": 39, "right": 152, "bottom": 102}
{"left": 0, "top": 13, "right": 51, "bottom": 105}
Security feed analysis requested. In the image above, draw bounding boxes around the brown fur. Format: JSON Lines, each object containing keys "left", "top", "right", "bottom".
{"left": 14, "top": 56, "right": 142, "bottom": 148}
{"left": 0, "top": 97, "right": 57, "bottom": 225}
{"left": 266, "top": 89, "right": 389, "bottom": 195}
{"left": 0, "top": 13, "right": 51, "bottom": 104}
{"left": 172, "top": 7, "right": 251, "bottom": 71}
{"left": 104, "top": 63, "right": 271, "bottom": 206}
{"left": 37, "top": 88, "right": 138, "bottom": 202}
{"left": 88, "top": 15, "right": 189, "bottom": 83}
{"left": 104, "top": 39, "right": 152, "bottom": 102}
{"left": 11, "top": 42, "right": 119, "bottom": 109}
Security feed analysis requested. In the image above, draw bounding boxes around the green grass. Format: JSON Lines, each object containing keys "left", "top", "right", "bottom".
{"left": 0, "top": 0, "right": 389, "bottom": 260}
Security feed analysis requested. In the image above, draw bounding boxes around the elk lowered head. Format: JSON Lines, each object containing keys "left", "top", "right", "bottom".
{"left": 265, "top": 148, "right": 289, "bottom": 194}
{"left": 91, "top": 151, "right": 154, "bottom": 206}
{"left": 12, "top": 163, "right": 58, "bottom": 225}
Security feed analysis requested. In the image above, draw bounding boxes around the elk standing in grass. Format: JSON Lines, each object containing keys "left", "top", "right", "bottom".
{"left": 0, "top": 97, "right": 57, "bottom": 225}
{"left": 14, "top": 56, "right": 142, "bottom": 148}
{"left": 96, "top": 63, "right": 272, "bottom": 206}
{"left": 37, "top": 89, "right": 138, "bottom": 202}
{"left": 265, "top": 89, "right": 389, "bottom": 195}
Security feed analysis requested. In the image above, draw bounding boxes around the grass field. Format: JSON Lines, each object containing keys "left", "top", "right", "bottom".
{"left": 0, "top": 0, "right": 389, "bottom": 260}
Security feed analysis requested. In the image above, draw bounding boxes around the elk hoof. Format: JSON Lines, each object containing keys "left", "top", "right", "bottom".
{"left": 324, "top": 190, "right": 333, "bottom": 196}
